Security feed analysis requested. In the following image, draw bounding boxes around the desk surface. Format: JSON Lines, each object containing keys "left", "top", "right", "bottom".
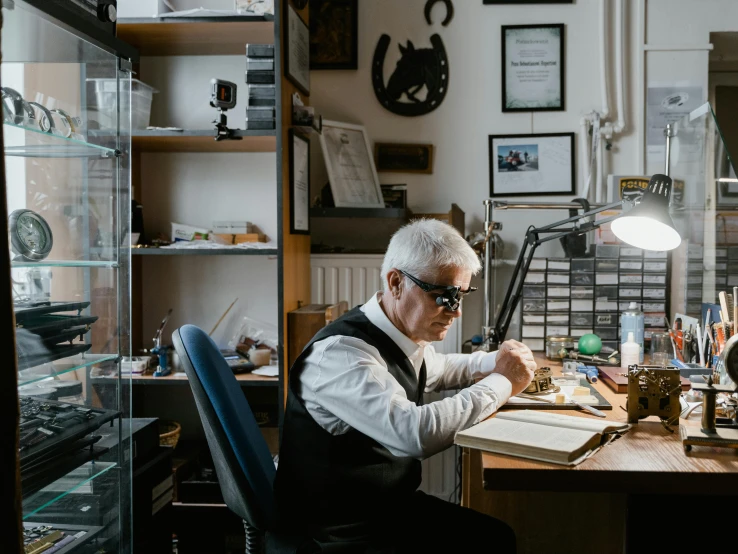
{"left": 479, "top": 354, "right": 738, "bottom": 495}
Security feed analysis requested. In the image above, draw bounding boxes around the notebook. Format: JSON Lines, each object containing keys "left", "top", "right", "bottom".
{"left": 454, "top": 410, "right": 629, "bottom": 466}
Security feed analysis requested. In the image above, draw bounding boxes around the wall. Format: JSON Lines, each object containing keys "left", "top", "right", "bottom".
{"left": 308, "top": 0, "right": 738, "bottom": 342}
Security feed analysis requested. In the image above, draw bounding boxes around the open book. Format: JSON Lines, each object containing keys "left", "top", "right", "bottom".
{"left": 454, "top": 410, "right": 629, "bottom": 466}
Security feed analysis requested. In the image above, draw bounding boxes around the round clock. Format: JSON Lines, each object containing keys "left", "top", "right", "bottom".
{"left": 9, "top": 209, "right": 53, "bottom": 261}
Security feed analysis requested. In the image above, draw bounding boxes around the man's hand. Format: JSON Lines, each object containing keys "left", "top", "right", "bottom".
{"left": 494, "top": 340, "right": 536, "bottom": 396}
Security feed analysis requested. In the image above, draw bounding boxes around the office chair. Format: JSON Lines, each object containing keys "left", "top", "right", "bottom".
{"left": 173, "top": 324, "right": 316, "bottom": 554}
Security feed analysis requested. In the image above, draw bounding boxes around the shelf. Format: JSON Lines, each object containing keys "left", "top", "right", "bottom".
{"left": 310, "top": 207, "right": 409, "bottom": 219}
{"left": 117, "top": 16, "right": 274, "bottom": 56}
{"left": 3, "top": 122, "right": 119, "bottom": 158}
{"left": 18, "top": 354, "right": 120, "bottom": 387}
{"left": 92, "top": 370, "right": 278, "bottom": 387}
{"left": 133, "top": 130, "right": 276, "bottom": 152}
{"left": 11, "top": 260, "right": 119, "bottom": 268}
{"left": 22, "top": 461, "right": 117, "bottom": 520}
{"left": 131, "top": 247, "right": 278, "bottom": 256}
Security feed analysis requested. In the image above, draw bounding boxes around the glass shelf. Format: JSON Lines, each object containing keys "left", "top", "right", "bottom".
{"left": 18, "top": 354, "right": 120, "bottom": 387}
{"left": 3, "top": 121, "right": 119, "bottom": 159}
{"left": 22, "top": 461, "right": 117, "bottom": 520}
{"left": 11, "top": 260, "right": 119, "bottom": 269}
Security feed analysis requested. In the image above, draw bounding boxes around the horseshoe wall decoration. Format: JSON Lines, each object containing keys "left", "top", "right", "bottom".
{"left": 424, "top": 0, "right": 454, "bottom": 26}
{"left": 372, "top": 34, "right": 449, "bottom": 117}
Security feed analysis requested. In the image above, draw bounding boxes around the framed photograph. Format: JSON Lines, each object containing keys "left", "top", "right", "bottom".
{"left": 285, "top": 3, "right": 310, "bottom": 96}
{"left": 502, "top": 24, "right": 565, "bottom": 112}
{"left": 310, "top": 0, "right": 358, "bottom": 70}
{"left": 289, "top": 129, "right": 310, "bottom": 234}
{"left": 319, "top": 120, "right": 384, "bottom": 208}
{"left": 374, "top": 143, "right": 434, "bottom": 174}
{"left": 489, "top": 132, "right": 575, "bottom": 197}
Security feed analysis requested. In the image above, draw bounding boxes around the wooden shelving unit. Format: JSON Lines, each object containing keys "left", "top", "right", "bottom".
{"left": 117, "top": 16, "right": 274, "bottom": 56}
{"left": 125, "top": 5, "right": 312, "bottom": 438}
{"left": 133, "top": 130, "right": 276, "bottom": 153}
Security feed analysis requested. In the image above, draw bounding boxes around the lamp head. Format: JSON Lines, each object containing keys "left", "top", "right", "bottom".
{"left": 611, "top": 174, "right": 681, "bottom": 251}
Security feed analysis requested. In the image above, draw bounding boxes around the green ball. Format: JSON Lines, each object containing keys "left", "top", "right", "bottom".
{"left": 578, "top": 334, "right": 602, "bottom": 355}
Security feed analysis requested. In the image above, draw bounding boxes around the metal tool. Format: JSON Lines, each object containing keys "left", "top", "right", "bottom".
{"left": 564, "top": 350, "right": 619, "bottom": 365}
{"left": 152, "top": 308, "right": 173, "bottom": 377}
{"left": 516, "top": 392, "right": 607, "bottom": 418}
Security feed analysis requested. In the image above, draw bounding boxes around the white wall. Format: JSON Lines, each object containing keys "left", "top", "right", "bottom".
{"left": 308, "top": 0, "right": 738, "bottom": 342}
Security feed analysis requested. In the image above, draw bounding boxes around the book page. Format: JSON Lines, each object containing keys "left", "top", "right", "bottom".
{"left": 455, "top": 418, "right": 600, "bottom": 464}
{"left": 497, "top": 410, "right": 628, "bottom": 434}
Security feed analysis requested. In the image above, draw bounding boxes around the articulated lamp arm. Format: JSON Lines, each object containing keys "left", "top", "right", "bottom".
{"left": 488, "top": 200, "right": 626, "bottom": 349}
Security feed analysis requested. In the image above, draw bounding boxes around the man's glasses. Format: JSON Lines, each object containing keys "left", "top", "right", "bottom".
{"left": 398, "top": 270, "right": 477, "bottom": 311}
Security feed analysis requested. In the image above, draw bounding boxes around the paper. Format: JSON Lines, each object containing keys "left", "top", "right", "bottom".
{"left": 291, "top": 132, "right": 309, "bottom": 232}
{"left": 506, "top": 384, "right": 600, "bottom": 406}
{"left": 645, "top": 84, "right": 703, "bottom": 169}
{"left": 253, "top": 365, "right": 278, "bottom": 377}
{"left": 161, "top": 9, "right": 239, "bottom": 18}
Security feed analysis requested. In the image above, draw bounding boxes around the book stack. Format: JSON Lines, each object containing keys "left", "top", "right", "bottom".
{"left": 519, "top": 245, "right": 670, "bottom": 353}
{"left": 245, "top": 43, "right": 276, "bottom": 130}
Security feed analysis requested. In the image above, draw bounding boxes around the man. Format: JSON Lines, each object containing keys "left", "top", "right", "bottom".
{"left": 275, "top": 219, "right": 536, "bottom": 553}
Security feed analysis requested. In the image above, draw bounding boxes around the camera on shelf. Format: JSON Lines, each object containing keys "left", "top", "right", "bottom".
{"left": 210, "top": 78, "right": 242, "bottom": 142}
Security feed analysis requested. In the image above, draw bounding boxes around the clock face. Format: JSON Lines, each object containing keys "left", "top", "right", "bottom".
{"left": 16, "top": 212, "right": 49, "bottom": 252}
{"left": 9, "top": 209, "right": 53, "bottom": 261}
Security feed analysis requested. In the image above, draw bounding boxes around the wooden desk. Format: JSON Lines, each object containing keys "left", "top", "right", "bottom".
{"left": 461, "top": 355, "right": 738, "bottom": 554}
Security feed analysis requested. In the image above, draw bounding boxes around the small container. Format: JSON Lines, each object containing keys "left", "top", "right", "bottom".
{"left": 545, "top": 335, "right": 575, "bottom": 360}
{"left": 621, "top": 332, "right": 640, "bottom": 369}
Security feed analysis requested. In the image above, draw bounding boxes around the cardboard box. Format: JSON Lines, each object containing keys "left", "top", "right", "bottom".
{"left": 171, "top": 222, "right": 209, "bottom": 242}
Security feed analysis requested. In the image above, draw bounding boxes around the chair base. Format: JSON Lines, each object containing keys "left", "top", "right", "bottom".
{"left": 245, "top": 520, "right": 265, "bottom": 554}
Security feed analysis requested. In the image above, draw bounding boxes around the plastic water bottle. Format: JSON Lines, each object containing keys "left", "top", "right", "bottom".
{"left": 621, "top": 302, "right": 644, "bottom": 363}
{"left": 621, "top": 332, "right": 640, "bottom": 369}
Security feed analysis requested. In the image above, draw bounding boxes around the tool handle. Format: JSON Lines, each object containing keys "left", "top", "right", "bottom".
{"left": 569, "top": 398, "right": 607, "bottom": 417}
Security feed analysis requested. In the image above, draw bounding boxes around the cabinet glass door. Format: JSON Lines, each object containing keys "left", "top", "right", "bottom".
{"left": 2, "top": 1, "right": 132, "bottom": 551}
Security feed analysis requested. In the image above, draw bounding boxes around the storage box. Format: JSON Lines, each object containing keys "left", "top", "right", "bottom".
{"left": 571, "top": 273, "right": 594, "bottom": 285}
{"left": 288, "top": 302, "right": 348, "bottom": 367}
{"left": 87, "top": 78, "right": 158, "bottom": 130}
{"left": 171, "top": 223, "right": 209, "bottom": 242}
{"left": 117, "top": 0, "right": 171, "bottom": 18}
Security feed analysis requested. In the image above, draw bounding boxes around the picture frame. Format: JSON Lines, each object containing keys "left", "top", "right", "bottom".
{"left": 285, "top": 3, "right": 311, "bottom": 96}
{"left": 489, "top": 132, "right": 575, "bottom": 197}
{"left": 289, "top": 128, "right": 310, "bottom": 234}
{"left": 319, "top": 120, "right": 384, "bottom": 208}
{"left": 310, "top": 0, "right": 358, "bottom": 70}
{"left": 374, "top": 143, "right": 434, "bottom": 174}
{"left": 501, "top": 23, "right": 565, "bottom": 112}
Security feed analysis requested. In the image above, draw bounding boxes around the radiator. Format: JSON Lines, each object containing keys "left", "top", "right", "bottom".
{"left": 311, "top": 255, "right": 461, "bottom": 502}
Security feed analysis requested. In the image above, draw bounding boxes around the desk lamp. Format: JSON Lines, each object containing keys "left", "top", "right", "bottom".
{"left": 486, "top": 173, "right": 681, "bottom": 350}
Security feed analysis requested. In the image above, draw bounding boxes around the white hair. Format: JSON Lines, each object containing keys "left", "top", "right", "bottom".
{"left": 381, "top": 219, "right": 481, "bottom": 291}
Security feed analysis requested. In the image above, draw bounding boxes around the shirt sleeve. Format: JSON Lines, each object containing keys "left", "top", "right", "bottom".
{"left": 423, "top": 345, "right": 500, "bottom": 392}
{"left": 300, "top": 336, "right": 512, "bottom": 460}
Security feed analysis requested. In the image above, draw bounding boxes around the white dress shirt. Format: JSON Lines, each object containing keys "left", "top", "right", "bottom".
{"left": 298, "top": 292, "right": 512, "bottom": 459}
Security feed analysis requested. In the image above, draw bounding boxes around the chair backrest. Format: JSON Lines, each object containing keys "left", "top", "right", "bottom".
{"left": 173, "top": 324, "right": 276, "bottom": 530}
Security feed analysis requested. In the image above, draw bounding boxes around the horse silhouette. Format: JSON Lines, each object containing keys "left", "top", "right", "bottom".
{"left": 387, "top": 41, "right": 440, "bottom": 103}
{"left": 373, "top": 34, "right": 449, "bottom": 116}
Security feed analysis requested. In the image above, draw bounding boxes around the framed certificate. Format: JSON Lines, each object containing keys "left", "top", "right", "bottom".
{"left": 489, "top": 132, "right": 575, "bottom": 197}
{"left": 502, "top": 24, "right": 565, "bottom": 112}
{"left": 319, "top": 120, "right": 384, "bottom": 208}
{"left": 289, "top": 129, "right": 310, "bottom": 234}
{"left": 285, "top": 3, "right": 311, "bottom": 96}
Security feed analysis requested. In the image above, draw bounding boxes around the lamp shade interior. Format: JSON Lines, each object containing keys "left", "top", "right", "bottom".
{"left": 611, "top": 215, "right": 681, "bottom": 251}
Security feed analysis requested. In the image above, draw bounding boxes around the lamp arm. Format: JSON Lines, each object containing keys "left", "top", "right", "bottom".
{"left": 489, "top": 199, "right": 626, "bottom": 348}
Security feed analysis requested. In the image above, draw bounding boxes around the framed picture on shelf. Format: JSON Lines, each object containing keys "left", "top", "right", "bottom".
{"left": 310, "top": 0, "right": 358, "bottom": 70}
{"left": 501, "top": 23, "right": 565, "bottom": 112}
{"left": 289, "top": 129, "right": 310, "bottom": 234}
{"left": 285, "top": 3, "right": 310, "bottom": 96}
{"left": 489, "top": 132, "right": 575, "bottom": 197}
{"left": 319, "top": 120, "right": 384, "bottom": 208}
{"left": 374, "top": 143, "right": 433, "bottom": 174}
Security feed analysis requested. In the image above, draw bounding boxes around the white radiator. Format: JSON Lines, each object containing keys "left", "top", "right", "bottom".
{"left": 311, "top": 255, "right": 461, "bottom": 502}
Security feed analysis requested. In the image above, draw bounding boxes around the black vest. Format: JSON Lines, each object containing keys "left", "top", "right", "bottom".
{"left": 275, "top": 306, "right": 427, "bottom": 540}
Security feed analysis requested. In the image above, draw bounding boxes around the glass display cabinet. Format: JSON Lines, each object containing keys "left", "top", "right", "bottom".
{"left": 484, "top": 103, "right": 737, "bottom": 356}
{"left": 2, "top": 1, "right": 137, "bottom": 551}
